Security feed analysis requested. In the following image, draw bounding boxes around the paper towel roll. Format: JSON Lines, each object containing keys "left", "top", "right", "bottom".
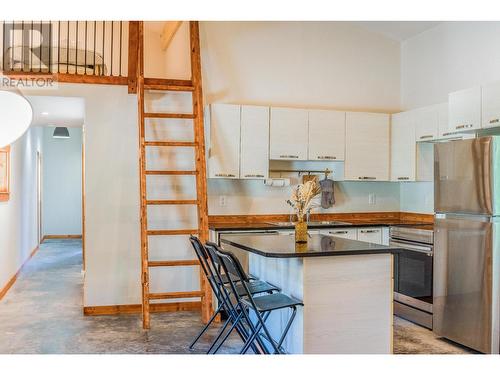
{"left": 264, "top": 178, "right": 290, "bottom": 187}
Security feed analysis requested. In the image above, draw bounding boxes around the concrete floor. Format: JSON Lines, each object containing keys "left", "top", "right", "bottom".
{"left": 0, "top": 239, "right": 474, "bottom": 354}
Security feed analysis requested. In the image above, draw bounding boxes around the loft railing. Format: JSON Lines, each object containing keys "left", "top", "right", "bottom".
{"left": 0, "top": 21, "right": 129, "bottom": 84}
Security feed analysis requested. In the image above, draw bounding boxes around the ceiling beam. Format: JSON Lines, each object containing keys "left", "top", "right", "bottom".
{"left": 160, "top": 21, "right": 183, "bottom": 51}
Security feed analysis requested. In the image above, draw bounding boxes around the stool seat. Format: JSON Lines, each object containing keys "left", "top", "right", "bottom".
{"left": 241, "top": 293, "right": 303, "bottom": 312}
{"left": 236, "top": 280, "right": 280, "bottom": 296}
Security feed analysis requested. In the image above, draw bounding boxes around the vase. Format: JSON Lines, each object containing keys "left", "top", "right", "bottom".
{"left": 295, "top": 220, "right": 308, "bottom": 243}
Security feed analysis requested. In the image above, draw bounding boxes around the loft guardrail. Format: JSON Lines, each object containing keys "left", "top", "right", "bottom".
{"left": 0, "top": 21, "right": 129, "bottom": 80}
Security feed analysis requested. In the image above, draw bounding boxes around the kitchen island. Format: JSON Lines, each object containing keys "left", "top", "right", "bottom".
{"left": 220, "top": 233, "right": 400, "bottom": 354}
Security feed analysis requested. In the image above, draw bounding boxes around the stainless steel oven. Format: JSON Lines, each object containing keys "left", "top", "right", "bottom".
{"left": 390, "top": 226, "right": 434, "bottom": 329}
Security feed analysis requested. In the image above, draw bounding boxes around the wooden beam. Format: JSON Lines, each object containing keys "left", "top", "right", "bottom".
{"left": 189, "top": 21, "right": 213, "bottom": 324}
{"left": 160, "top": 21, "right": 183, "bottom": 51}
{"left": 41, "top": 235, "right": 82, "bottom": 242}
{"left": 83, "top": 301, "right": 201, "bottom": 316}
{"left": 128, "top": 21, "right": 140, "bottom": 93}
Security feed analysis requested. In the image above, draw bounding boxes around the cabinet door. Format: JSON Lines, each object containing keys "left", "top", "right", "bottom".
{"left": 308, "top": 110, "right": 345, "bottom": 161}
{"left": 437, "top": 102, "right": 454, "bottom": 139}
{"left": 357, "top": 227, "right": 383, "bottom": 244}
{"left": 345, "top": 112, "right": 390, "bottom": 181}
{"left": 320, "top": 228, "right": 357, "bottom": 240}
{"left": 449, "top": 86, "right": 481, "bottom": 132}
{"left": 482, "top": 81, "right": 500, "bottom": 129}
{"left": 391, "top": 111, "right": 416, "bottom": 182}
{"left": 270, "top": 108, "right": 308, "bottom": 160}
{"left": 415, "top": 105, "right": 439, "bottom": 142}
{"left": 240, "top": 105, "right": 269, "bottom": 179}
{"left": 208, "top": 104, "right": 240, "bottom": 179}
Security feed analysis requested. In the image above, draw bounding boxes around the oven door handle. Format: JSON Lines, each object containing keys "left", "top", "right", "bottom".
{"left": 390, "top": 239, "right": 433, "bottom": 255}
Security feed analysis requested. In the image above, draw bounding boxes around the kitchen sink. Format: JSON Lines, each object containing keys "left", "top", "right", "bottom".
{"left": 266, "top": 221, "right": 352, "bottom": 227}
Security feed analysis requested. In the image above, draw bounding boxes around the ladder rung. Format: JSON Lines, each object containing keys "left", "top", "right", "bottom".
{"left": 144, "top": 112, "right": 196, "bottom": 119}
{"left": 148, "top": 260, "right": 200, "bottom": 267}
{"left": 143, "top": 78, "right": 194, "bottom": 91}
{"left": 145, "top": 84, "right": 195, "bottom": 92}
{"left": 147, "top": 229, "right": 200, "bottom": 236}
{"left": 145, "top": 170, "right": 198, "bottom": 175}
{"left": 148, "top": 291, "right": 203, "bottom": 300}
{"left": 144, "top": 141, "right": 197, "bottom": 147}
{"left": 146, "top": 199, "right": 198, "bottom": 205}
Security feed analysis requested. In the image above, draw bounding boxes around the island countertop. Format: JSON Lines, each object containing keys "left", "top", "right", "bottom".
{"left": 220, "top": 233, "right": 401, "bottom": 258}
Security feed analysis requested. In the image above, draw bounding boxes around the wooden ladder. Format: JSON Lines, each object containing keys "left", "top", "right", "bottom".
{"left": 136, "top": 21, "right": 212, "bottom": 329}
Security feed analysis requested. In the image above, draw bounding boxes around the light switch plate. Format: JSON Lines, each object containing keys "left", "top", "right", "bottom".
{"left": 219, "top": 195, "right": 227, "bottom": 207}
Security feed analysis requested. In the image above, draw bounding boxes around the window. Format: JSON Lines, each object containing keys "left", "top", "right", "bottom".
{"left": 0, "top": 146, "right": 10, "bottom": 201}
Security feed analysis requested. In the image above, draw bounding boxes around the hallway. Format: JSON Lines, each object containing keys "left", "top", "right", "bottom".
{"left": 0, "top": 240, "right": 471, "bottom": 354}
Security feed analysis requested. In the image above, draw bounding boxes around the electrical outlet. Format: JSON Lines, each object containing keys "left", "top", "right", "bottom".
{"left": 368, "top": 193, "right": 376, "bottom": 205}
{"left": 219, "top": 195, "right": 227, "bottom": 207}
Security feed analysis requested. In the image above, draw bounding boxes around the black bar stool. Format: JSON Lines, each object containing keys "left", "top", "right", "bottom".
{"left": 188, "top": 236, "right": 279, "bottom": 353}
{"left": 208, "top": 242, "right": 304, "bottom": 354}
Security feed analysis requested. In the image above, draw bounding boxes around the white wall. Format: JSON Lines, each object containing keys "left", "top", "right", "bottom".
{"left": 0, "top": 126, "right": 43, "bottom": 292}
{"left": 42, "top": 127, "right": 82, "bottom": 236}
{"left": 157, "top": 21, "right": 403, "bottom": 215}
{"left": 399, "top": 21, "right": 500, "bottom": 214}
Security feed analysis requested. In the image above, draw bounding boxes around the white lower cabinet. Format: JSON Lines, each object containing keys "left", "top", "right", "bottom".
{"left": 320, "top": 228, "right": 357, "bottom": 240}
{"left": 356, "top": 227, "right": 383, "bottom": 245}
{"left": 345, "top": 112, "right": 390, "bottom": 181}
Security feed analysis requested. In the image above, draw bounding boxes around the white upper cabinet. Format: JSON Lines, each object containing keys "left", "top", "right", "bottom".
{"left": 208, "top": 104, "right": 240, "bottom": 179}
{"left": 449, "top": 86, "right": 482, "bottom": 132}
{"left": 270, "top": 108, "right": 309, "bottom": 160}
{"left": 308, "top": 110, "right": 346, "bottom": 161}
{"left": 345, "top": 112, "right": 390, "bottom": 181}
{"left": 482, "top": 81, "right": 500, "bottom": 129}
{"left": 436, "top": 102, "right": 454, "bottom": 139}
{"left": 240, "top": 105, "right": 270, "bottom": 179}
{"left": 391, "top": 111, "right": 416, "bottom": 182}
{"left": 415, "top": 105, "right": 439, "bottom": 142}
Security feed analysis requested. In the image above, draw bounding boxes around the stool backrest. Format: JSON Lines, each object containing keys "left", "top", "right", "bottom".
{"left": 206, "top": 242, "right": 250, "bottom": 283}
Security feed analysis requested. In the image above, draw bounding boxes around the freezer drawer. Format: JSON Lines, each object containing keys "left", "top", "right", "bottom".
{"left": 434, "top": 137, "right": 500, "bottom": 215}
{"left": 433, "top": 214, "right": 500, "bottom": 353}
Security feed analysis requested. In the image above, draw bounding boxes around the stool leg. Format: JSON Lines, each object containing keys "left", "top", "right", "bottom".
{"left": 189, "top": 303, "right": 223, "bottom": 349}
{"left": 210, "top": 311, "right": 243, "bottom": 354}
{"left": 275, "top": 307, "right": 297, "bottom": 354}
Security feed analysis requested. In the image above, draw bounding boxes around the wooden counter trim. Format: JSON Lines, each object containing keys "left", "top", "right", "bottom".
{"left": 209, "top": 212, "right": 433, "bottom": 225}
{"left": 83, "top": 301, "right": 200, "bottom": 316}
{"left": 0, "top": 245, "right": 39, "bottom": 301}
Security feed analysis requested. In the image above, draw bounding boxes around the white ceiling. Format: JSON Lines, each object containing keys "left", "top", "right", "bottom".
{"left": 354, "top": 21, "right": 442, "bottom": 42}
{"left": 26, "top": 96, "right": 85, "bottom": 128}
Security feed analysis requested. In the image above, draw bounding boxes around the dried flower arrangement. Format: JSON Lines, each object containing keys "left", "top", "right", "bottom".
{"left": 286, "top": 180, "right": 321, "bottom": 222}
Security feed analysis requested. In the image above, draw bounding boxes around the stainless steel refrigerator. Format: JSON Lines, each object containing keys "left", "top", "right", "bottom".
{"left": 434, "top": 136, "right": 500, "bottom": 354}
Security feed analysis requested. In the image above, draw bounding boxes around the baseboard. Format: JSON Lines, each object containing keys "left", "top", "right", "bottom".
{"left": 41, "top": 234, "right": 82, "bottom": 242}
{"left": 83, "top": 301, "right": 201, "bottom": 316}
{"left": 0, "top": 245, "right": 39, "bottom": 300}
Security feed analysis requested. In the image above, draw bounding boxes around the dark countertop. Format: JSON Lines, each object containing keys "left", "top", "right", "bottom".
{"left": 210, "top": 220, "right": 433, "bottom": 232}
{"left": 220, "top": 233, "right": 402, "bottom": 258}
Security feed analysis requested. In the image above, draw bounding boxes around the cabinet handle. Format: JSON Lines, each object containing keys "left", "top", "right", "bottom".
{"left": 489, "top": 119, "right": 499, "bottom": 124}
{"left": 330, "top": 230, "right": 348, "bottom": 234}
{"left": 358, "top": 176, "right": 376, "bottom": 180}
{"left": 279, "top": 155, "right": 299, "bottom": 159}
{"left": 360, "top": 229, "right": 379, "bottom": 234}
{"left": 244, "top": 174, "right": 264, "bottom": 178}
{"left": 317, "top": 156, "right": 337, "bottom": 160}
{"left": 215, "top": 173, "right": 236, "bottom": 178}
{"left": 442, "top": 132, "right": 452, "bottom": 136}
{"left": 419, "top": 135, "right": 433, "bottom": 140}
{"left": 456, "top": 124, "right": 473, "bottom": 129}
{"left": 397, "top": 177, "right": 409, "bottom": 180}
